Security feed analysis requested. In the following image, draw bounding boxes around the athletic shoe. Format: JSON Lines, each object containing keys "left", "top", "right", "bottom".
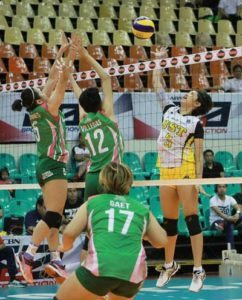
{"left": 8, "top": 280, "right": 27, "bottom": 288}
{"left": 15, "top": 252, "right": 34, "bottom": 284}
{"left": 189, "top": 269, "right": 206, "bottom": 292}
{"left": 44, "top": 260, "right": 67, "bottom": 284}
{"left": 156, "top": 261, "right": 180, "bottom": 288}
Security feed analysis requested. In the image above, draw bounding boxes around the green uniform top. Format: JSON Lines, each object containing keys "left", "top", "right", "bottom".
{"left": 79, "top": 112, "right": 124, "bottom": 172}
{"left": 30, "top": 104, "right": 69, "bottom": 163}
{"left": 83, "top": 193, "right": 150, "bottom": 283}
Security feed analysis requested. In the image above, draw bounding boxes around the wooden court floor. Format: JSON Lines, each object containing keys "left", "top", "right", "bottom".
{"left": 0, "top": 276, "right": 242, "bottom": 300}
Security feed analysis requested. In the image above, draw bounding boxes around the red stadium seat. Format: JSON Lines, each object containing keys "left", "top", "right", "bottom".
{"left": 192, "top": 74, "right": 210, "bottom": 90}
{"left": 170, "top": 73, "right": 190, "bottom": 90}
{"left": 33, "top": 57, "right": 51, "bottom": 73}
{"left": 192, "top": 46, "right": 207, "bottom": 54}
{"left": 124, "top": 73, "right": 144, "bottom": 91}
{"left": 210, "top": 61, "right": 230, "bottom": 77}
{"left": 9, "top": 56, "right": 29, "bottom": 74}
{"left": 19, "top": 43, "right": 39, "bottom": 59}
{"left": 0, "top": 43, "right": 16, "bottom": 58}
{"left": 190, "top": 63, "right": 208, "bottom": 75}
{"left": 41, "top": 44, "right": 59, "bottom": 59}
{"left": 87, "top": 45, "right": 106, "bottom": 60}
{"left": 6, "top": 72, "right": 25, "bottom": 83}
{"left": 102, "top": 58, "right": 121, "bottom": 91}
{"left": 147, "top": 71, "right": 167, "bottom": 90}
{"left": 28, "top": 72, "right": 46, "bottom": 80}
{"left": 171, "top": 46, "right": 188, "bottom": 57}
{"left": 0, "top": 58, "right": 7, "bottom": 73}
{"left": 129, "top": 45, "right": 148, "bottom": 60}
{"left": 108, "top": 45, "right": 127, "bottom": 61}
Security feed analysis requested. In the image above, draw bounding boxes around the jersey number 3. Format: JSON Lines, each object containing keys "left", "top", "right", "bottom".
{"left": 85, "top": 129, "right": 109, "bottom": 156}
{"left": 105, "top": 208, "right": 134, "bottom": 235}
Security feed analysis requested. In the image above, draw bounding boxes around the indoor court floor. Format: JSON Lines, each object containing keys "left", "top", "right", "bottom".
{"left": 1, "top": 277, "right": 242, "bottom": 300}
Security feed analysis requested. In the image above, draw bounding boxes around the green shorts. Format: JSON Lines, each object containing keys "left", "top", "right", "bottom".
{"left": 75, "top": 266, "right": 142, "bottom": 298}
{"left": 36, "top": 157, "right": 67, "bottom": 186}
{"left": 84, "top": 171, "right": 103, "bottom": 201}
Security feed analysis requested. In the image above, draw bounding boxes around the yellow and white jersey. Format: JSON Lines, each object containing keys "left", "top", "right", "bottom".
{"left": 156, "top": 90, "right": 204, "bottom": 168}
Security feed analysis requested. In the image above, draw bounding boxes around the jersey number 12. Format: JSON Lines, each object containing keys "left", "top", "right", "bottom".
{"left": 85, "top": 129, "right": 108, "bottom": 156}
{"left": 105, "top": 208, "right": 134, "bottom": 235}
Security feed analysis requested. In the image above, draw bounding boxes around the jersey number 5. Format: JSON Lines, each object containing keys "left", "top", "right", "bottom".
{"left": 85, "top": 129, "right": 109, "bottom": 156}
{"left": 105, "top": 208, "right": 134, "bottom": 235}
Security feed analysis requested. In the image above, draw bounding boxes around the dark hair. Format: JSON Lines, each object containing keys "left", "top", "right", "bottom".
{"left": 192, "top": 90, "right": 213, "bottom": 116}
{"left": 203, "top": 149, "right": 214, "bottom": 156}
{"left": 0, "top": 167, "right": 9, "bottom": 179}
{"left": 215, "top": 184, "right": 227, "bottom": 193}
{"left": 36, "top": 195, "right": 44, "bottom": 209}
{"left": 232, "top": 64, "right": 242, "bottom": 72}
{"left": 79, "top": 87, "right": 102, "bottom": 113}
{"left": 12, "top": 87, "right": 41, "bottom": 112}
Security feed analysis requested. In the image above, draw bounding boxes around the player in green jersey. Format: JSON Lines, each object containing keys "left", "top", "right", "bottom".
{"left": 69, "top": 37, "right": 124, "bottom": 202}
{"left": 11, "top": 36, "right": 77, "bottom": 285}
{"left": 55, "top": 162, "right": 167, "bottom": 300}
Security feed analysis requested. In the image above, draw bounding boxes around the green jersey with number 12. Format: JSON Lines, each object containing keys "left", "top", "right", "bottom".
{"left": 83, "top": 193, "right": 149, "bottom": 283}
{"left": 79, "top": 112, "right": 124, "bottom": 172}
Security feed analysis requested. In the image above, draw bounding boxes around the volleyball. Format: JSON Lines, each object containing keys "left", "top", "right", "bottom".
{"left": 132, "top": 16, "right": 155, "bottom": 39}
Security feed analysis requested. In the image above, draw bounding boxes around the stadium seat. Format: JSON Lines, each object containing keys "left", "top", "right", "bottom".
{"left": 19, "top": 43, "right": 38, "bottom": 59}
{"left": 170, "top": 73, "right": 190, "bottom": 90}
{"left": 0, "top": 4, "right": 13, "bottom": 16}
{"left": 12, "top": 16, "right": 30, "bottom": 31}
{"left": 227, "top": 184, "right": 240, "bottom": 196}
{"left": 130, "top": 45, "right": 148, "bottom": 60}
{"left": 92, "top": 30, "right": 111, "bottom": 46}
{"left": 6, "top": 73, "right": 25, "bottom": 83}
{"left": 198, "top": 7, "right": 213, "bottom": 20}
{"left": 33, "top": 16, "right": 52, "bottom": 32}
{"left": 235, "top": 34, "right": 242, "bottom": 46}
{"left": 159, "top": 18, "right": 176, "bottom": 34}
{"left": 124, "top": 73, "right": 144, "bottom": 91}
{"left": 99, "top": 4, "right": 117, "bottom": 19}
{"left": 76, "top": 17, "right": 95, "bottom": 32}
{"left": 15, "top": 189, "right": 38, "bottom": 202}
{"left": 210, "top": 60, "right": 230, "bottom": 77}
{"left": 118, "top": 18, "right": 133, "bottom": 32}
{"left": 160, "top": 7, "right": 177, "bottom": 20}
{"left": 149, "top": 186, "right": 159, "bottom": 199}
{"left": 198, "top": 19, "right": 216, "bottom": 34}
{"left": 119, "top": 5, "right": 137, "bottom": 19}
{"left": 21, "top": 175, "right": 38, "bottom": 184}
{"left": 108, "top": 45, "right": 127, "bottom": 60}
{"left": 218, "top": 20, "right": 235, "bottom": 35}
{"left": 143, "top": 152, "right": 158, "bottom": 175}
{"left": 202, "top": 184, "right": 215, "bottom": 197}
{"left": 102, "top": 59, "right": 121, "bottom": 91}
{"left": 175, "top": 32, "right": 193, "bottom": 47}
{"left": 190, "top": 62, "right": 208, "bottom": 75}
{"left": 160, "top": 0, "right": 177, "bottom": 8}
{"left": 33, "top": 57, "right": 51, "bottom": 73}
{"left": 48, "top": 30, "right": 66, "bottom": 46}
{"left": 123, "top": 152, "right": 143, "bottom": 173}
{"left": 192, "top": 74, "right": 210, "bottom": 89}
{"left": 16, "top": 2, "right": 35, "bottom": 17}
{"left": 62, "top": 0, "right": 79, "bottom": 4}
{"left": 55, "top": 17, "right": 74, "bottom": 32}
{"left": 178, "top": 19, "right": 197, "bottom": 34}
{"left": 87, "top": 45, "right": 105, "bottom": 60}
{"left": 41, "top": 43, "right": 58, "bottom": 59}
{"left": 122, "top": 0, "right": 139, "bottom": 6}
{"left": 0, "top": 153, "right": 17, "bottom": 177}
{"left": 179, "top": 7, "right": 197, "bottom": 21}
{"left": 27, "top": 28, "right": 46, "bottom": 45}
{"left": 28, "top": 72, "right": 46, "bottom": 80}
{"left": 0, "top": 190, "right": 11, "bottom": 203}
{"left": 0, "top": 43, "right": 16, "bottom": 58}
{"left": 139, "top": 6, "right": 158, "bottom": 20}
{"left": 155, "top": 32, "right": 173, "bottom": 46}
{"left": 135, "top": 37, "right": 152, "bottom": 46}
{"left": 38, "top": 3, "right": 57, "bottom": 17}
{"left": 149, "top": 195, "right": 163, "bottom": 223}
{"left": 0, "top": 58, "right": 7, "bottom": 73}
{"left": 237, "top": 152, "right": 242, "bottom": 169}
{"left": 215, "top": 151, "right": 236, "bottom": 171}
{"left": 0, "top": 16, "right": 8, "bottom": 29}
{"left": 79, "top": 4, "right": 98, "bottom": 18}
{"left": 104, "top": 0, "right": 120, "bottom": 5}
{"left": 9, "top": 56, "right": 29, "bottom": 74}
{"left": 216, "top": 33, "right": 234, "bottom": 47}
{"left": 59, "top": 3, "right": 77, "bottom": 18}
{"left": 113, "top": 30, "right": 132, "bottom": 46}
{"left": 19, "top": 153, "right": 38, "bottom": 176}
{"left": 4, "top": 27, "right": 24, "bottom": 45}
{"left": 141, "top": 0, "right": 159, "bottom": 8}
{"left": 129, "top": 187, "right": 148, "bottom": 206}
{"left": 9, "top": 199, "right": 30, "bottom": 217}
{"left": 98, "top": 18, "right": 115, "bottom": 32}
{"left": 82, "top": 0, "right": 100, "bottom": 5}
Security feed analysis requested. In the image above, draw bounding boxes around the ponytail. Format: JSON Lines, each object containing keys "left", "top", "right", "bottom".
{"left": 12, "top": 99, "right": 23, "bottom": 112}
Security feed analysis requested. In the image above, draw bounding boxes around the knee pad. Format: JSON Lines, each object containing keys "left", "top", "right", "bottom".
{"left": 43, "top": 211, "right": 62, "bottom": 229}
{"left": 185, "top": 214, "right": 202, "bottom": 236}
{"left": 163, "top": 218, "right": 178, "bottom": 236}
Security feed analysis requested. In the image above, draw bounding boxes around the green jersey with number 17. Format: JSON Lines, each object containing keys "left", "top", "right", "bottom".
{"left": 79, "top": 112, "right": 124, "bottom": 172}
{"left": 83, "top": 194, "right": 150, "bottom": 283}
{"left": 29, "top": 104, "right": 69, "bottom": 163}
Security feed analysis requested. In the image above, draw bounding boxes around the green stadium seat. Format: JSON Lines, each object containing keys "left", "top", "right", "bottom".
{"left": 129, "top": 187, "right": 148, "bottom": 206}
{"left": 27, "top": 28, "right": 46, "bottom": 45}
{"left": 21, "top": 175, "right": 38, "bottom": 184}
{"left": 99, "top": 4, "right": 117, "bottom": 19}
{"left": 143, "top": 152, "right": 158, "bottom": 175}
{"left": 98, "top": 18, "right": 115, "bottom": 32}
{"left": 0, "top": 16, "right": 8, "bottom": 29}
{"left": 215, "top": 151, "right": 236, "bottom": 171}
{"left": 55, "top": 17, "right": 74, "bottom": 32}
{"left": 33, "top": 16, "right": 53, "bottom": 31}
{"left": 19, "top": 153, "right": 38, "bottom": 176}
{"left": 0, "top": 4, "right": 13, "bottom": 17}
{"left": 202, "top": 184, "right": 215, "bottom": 197}
{"left": 59, "top": 3, "right": 77, "bottom": 18}
{"left": 113, "top": 30, "right": 132, "bottom": 46}
{"left": 4, "top": 27, "right": 24, "bottom": 45}
{"left": 48, "top": 30, "right": 66, "bottom": 46}
{"left": 0, "top": 153, "right": 18, "bottom": 178}
{"left": 202, "top": 208, "right": 214, "bottom": 237}
{"left": 38, "top": 3, "right": 57, "bottom": 17}
{"left": 77, "top": 18, "right": 95, "bottom": 32}
{"left": 149, "top": 195, "right": 163, "bottom": 223}
{"left": 123, "top": 152, "right": 149, "bottom": 177}
{"left": 199, "top": 194, "right": 210, "bottom": 215}
{"left": 0, "top": 193, "right": 11, "bottom": 218}
{"left": 15, "top": 189, "right": 38, "bottom": 202}
{"left": 227, "top": 184, "right": 240, "bottom": 196}
{"left": 16, "top": 2, "right": 35, "bottom": 17}
{"left": 119, "top": 5, "right": 137, "bottom": 19}
{"left": 92, "top": 30, "right": 112, "bottom": 46}
{"left": 9, "top": 199, "right": 30, "bottom": 217}
{"left": 12, "top": 15, "right": 31, "bottom": 31}
{"left": 237, "top": 151, "right": 242, "bottom": 169}
{"left": 79, "top": 4, "right": 98, "bottom": 18}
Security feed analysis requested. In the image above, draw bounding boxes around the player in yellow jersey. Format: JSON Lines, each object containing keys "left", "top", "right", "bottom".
{"left": 11, "top": 36, "right": 77, "bottom": 284}
{"left": 152, "top": 49, "right": 213, "bottom": 292}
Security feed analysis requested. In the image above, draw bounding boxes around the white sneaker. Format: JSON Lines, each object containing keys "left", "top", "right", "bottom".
{"left": 156, "top": 261, "right": 180, "bottom": 288}
{"left": 189, "top": 270, "right": 206, "bottom": 292}
{"left": 8, "top": 280, "right": 27, "bottom": 288}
